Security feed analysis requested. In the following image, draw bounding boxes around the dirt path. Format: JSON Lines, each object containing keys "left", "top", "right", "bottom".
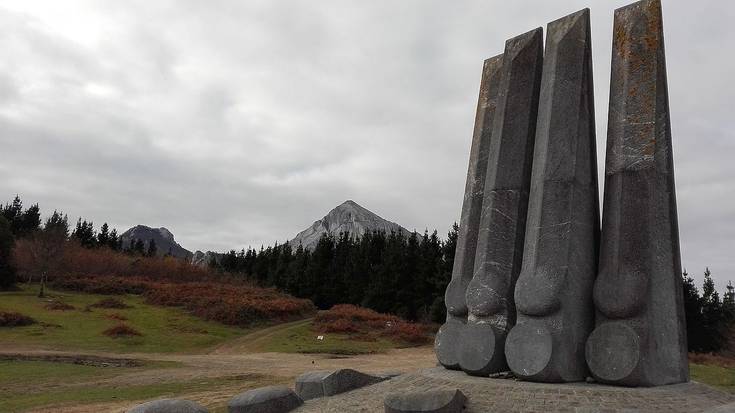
{"left": 2, "top": 343, "right": 436, "bottom": 413}
{"left": 209, "top": 318, "right": 313, "bottom": 354}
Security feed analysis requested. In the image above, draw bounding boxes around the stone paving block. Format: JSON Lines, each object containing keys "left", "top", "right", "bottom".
{"left": 228, "top": 385, "right": 303, "bottom": 413}
{"left": 127, "top": 399, "right": 208, "bottom": 413}
{"left": 384, "top": 389, "right": 467, "bottom": 413}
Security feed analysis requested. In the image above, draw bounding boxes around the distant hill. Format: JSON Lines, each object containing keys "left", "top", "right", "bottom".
{"left": 289, "top": 200, "right": 411, "bottom": 250}
{"left": 120, "top": 225, "right": 192, "bottom": 259}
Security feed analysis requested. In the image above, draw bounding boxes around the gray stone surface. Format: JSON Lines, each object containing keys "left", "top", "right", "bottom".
{"left": 293, "top": 367, "right": 735, "bottom": 412}
{"left": 384, "top": 389, "right": 467, "bottom": 413}
{"left": 295, "top": 369, "right": 385, "bottom": 400}
{"left": 706, "top": 402, "right": 735, "bottom": 413}
{"left": 228, "top": 385, "right": 303, "bottom": 413}
{"left": 435, "top": 54, "right": 503, "bottom": 370}
{"left": 127, "top": 399, "right": 208, "bottom": 413}
{"left": 459, "top": 27, "right": 543, "bottom": 377}
{"left": 506, "top": 9, "right": 599, "bottom": 383}
{"left": 586, "top": 0, "right": 688, "bottom": 387}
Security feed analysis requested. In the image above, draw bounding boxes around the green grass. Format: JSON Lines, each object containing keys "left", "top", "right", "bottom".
{"left": 0, "top": 359, "right": 280, "bottom": 412}
{"left": 0, "top": 285, "right": 248, "bottom": 353}
{"left": 691, "top": 363, "right": 735, "bottom": 393}
{"left": 244, "top": 319, "right": 397, "bottom": 354}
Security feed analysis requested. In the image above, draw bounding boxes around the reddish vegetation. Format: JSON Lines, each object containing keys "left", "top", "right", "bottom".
{"left": 106, "top": 313, "right": 128, "bottom": 321}
{"left": 88, "top": 298, "right": 131, "bottom": 309}
{"left": 0, "top": 311, "right": 36, "bottom": 327}
{"left": 11, "top": 241, "right": 322, "bottom": 327}
{"left": 44, "top": 301, "right": 75, "bottom": 311}
{"left": 103, "top": 323, "right": 142, "bottom": 338}
{"left": 314, "top": 304, "right": 433, "bottom": 345}
{"left": 689, "top": 353, "right": 735, "bottom": 369}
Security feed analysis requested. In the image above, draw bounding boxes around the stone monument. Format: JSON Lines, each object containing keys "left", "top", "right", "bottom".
{"left": 505, "top": 9, "right": 600, "bottom": 383}
{"left": 585, "top": 0, "right": 688, "bottom": 387}
{"left": 458, "top": 27, "right": 543, "bottom": 376}
{"left": 435, "top": 54, "right": 504, "bottom": 370}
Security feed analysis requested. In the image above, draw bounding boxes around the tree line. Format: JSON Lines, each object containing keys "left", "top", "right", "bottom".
{"left": 1, "top": 195, "right": 734, "bottom": 353}
{"left": 214, "top": 227, "right": 458, "bottom": 323}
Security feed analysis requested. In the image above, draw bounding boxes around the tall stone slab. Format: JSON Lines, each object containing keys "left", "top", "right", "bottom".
{"left": 458, "top": 28, "right": 543, "bottom": 376}
{"left": 585, "top": 0, "right": 688, "bottom": 387}
{"left": 435, "top": 54, "right": 504, "bottom": 370}
{"left": 505, "top": 9, "right": 600, "bottom": 383}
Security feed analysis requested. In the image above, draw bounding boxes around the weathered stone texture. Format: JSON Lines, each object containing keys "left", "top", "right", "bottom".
{"left": 128, "top": 399, "right": 208, "bottom": 413}
{"left": 228, "top": 386, "right": 303, "bottom": 413}
{"left": 384, "top": 389, "right": 467, "bottom": 413}
{"left": 435, "top": 54, "right": 503, "bottom": 370}
{"left": 458, "top": 27, "right": 544, "bottom": 377}
{"left": 585, "top": 0, "right": 688, "bottom": 387}
{"left": 506, "top": 9, "right": 599, "bottom": 383}
{"left": 295, "top": 369, "right": 385, "bottom": 400}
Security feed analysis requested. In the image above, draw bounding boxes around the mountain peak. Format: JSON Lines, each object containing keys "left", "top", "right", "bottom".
{"left": 289, "top": 201, "right": 410, "bottom": 250}
{"left": 120, "top": 225, "right": 191, "bottom": 259}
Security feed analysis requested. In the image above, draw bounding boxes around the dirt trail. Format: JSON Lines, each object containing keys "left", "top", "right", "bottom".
{"left": 2, "top": 339, "right": 436, "bottom": 413}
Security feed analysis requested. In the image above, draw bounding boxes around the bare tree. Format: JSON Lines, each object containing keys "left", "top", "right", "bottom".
{"left": 26, "top": 224, "right": 67, "bottom": 298}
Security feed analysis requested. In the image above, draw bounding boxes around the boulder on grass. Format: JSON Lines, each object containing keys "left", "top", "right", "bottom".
{"left": 384, "top": 389, "right": 467, "bottom": 413}
{"left": 228, "top": 385, "right": 303, "bottom": 413}
{"left": 127, "top": 399, "right": 208, "bottom": 413}
{"left": 295, "top": 368, "right": 386, "bottom": 400}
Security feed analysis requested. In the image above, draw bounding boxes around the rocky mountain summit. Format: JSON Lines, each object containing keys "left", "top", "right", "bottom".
{"left": 120, "top": 225, "right": 192, "bottom": 259}
{"left": 191, "top": 250, "right": 224, "bottom": 267}
{"left": 289, "top": 200, "right": 411, "bottom": 250}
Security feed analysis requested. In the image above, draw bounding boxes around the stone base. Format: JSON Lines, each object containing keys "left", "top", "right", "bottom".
{"left": 294, "top": 367, "right": 735, "bottom": 412}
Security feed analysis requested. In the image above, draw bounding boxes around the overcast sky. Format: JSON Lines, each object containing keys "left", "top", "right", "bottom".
{"left": 1, "top": 1, "right": 732, "bottom": 289}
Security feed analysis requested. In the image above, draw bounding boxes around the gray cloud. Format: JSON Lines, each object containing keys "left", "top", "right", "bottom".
{"left": 1, "top": 0, "right": 733, "bottom": 290}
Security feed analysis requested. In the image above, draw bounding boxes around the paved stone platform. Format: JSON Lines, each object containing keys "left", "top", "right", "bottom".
{"left": 294, "top": 367, "right": 735, "bottom": 412}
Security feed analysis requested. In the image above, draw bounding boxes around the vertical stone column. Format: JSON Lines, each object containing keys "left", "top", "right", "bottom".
{"left": 435, "top": 55, "right": 504, "bottom": 370}
{"left": 585, "top": 0, "right": 688, "bottom": 387}
{"left": 505, "top": 9, "right": 600, "bottom": 383}
{"left": 459, "top": 28, "right": 543, "bottom": 377}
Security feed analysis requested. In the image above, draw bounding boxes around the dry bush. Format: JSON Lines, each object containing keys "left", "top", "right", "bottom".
{"left": 89, "top": 297, "right": 131, "bottom": 309}
{"left": 106, "top": 313, "right": 128, "bottom": 321}
{"left": 103, "top": 323, "right": 142, "bottom": 338}
{"left": 13, "top": 241, "right": 317, "bottom": 328}
{"left": 689, "top": 352, "right": 735, "bottom": 369}
{"left": 44, "top": 301, "right": 75, "bottom": 311}
{"left": 314, "top": 304, "right": 432, "bottom": 345}
{"left": 0, "top": 311, "right": 36, "bottom": 327}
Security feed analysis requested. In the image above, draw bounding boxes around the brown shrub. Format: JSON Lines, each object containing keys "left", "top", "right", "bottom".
{"left": 45, "top": 301, "right": 75, "bottom": 311}
{"left": 0, "top": 311, "right": 36, "bottom": 327}
{"left": 106, "top": 313, "right": 128, "bottom": 321}
{"left": 103, "top": 323, "right": 142, "bottom": 338}
{"left": 689, "top": 352, "right": 735, "bottom": 369}
{"left": 89, "top": 298, "right": 131, "bottom": 309}
{"left": 313, "top": 304, "right": 432, "bottom": 345}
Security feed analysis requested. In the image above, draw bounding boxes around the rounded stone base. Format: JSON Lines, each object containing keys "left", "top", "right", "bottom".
{"left": 505, "top": 322, "right": 553, "bottom": 379}
{"left": 435, "top": 321, "right": 464, "bottom": 370}
{"left": 586, "top": 321, "right": 640, "bottom": 383}
{"left": 458, "top": 323, "right": 504, "bottom": 376}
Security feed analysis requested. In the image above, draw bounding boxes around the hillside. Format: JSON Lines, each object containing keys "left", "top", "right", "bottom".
{"left": 120, "top": 225, "right": 192, "bottom": 259}
{"left": 289, "top": 200, "right": 411, "bottom": 250}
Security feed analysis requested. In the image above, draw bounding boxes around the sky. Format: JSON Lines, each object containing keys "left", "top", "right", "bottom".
{"left": 0, "top": 1, "right": 732, "bottom": 289}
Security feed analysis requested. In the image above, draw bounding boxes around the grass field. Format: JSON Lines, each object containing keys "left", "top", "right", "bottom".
{"left": 0, "top": 359, "right": 282, "bottom": 412}
{"left": 691, "top": 363, "right": 735, "bottom": 393}
{"left": 228, "top": 318, "right": 398, "bottom": 355}
{"left": 0, "top": 285, "right": 249, "bottom": 353}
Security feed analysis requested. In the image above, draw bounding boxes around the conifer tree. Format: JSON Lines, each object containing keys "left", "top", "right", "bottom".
{"left": 0, "top": 215, "right": 16, "bottom": 289}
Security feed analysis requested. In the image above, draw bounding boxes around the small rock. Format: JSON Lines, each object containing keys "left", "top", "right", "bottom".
{"left": 228, "top": 385, "right": 303, "bottom": 413}
{"left": 384, "top": 389, "right": 467, "bottom": 413}
{"left": 127, "top": 399, "right": 208, "bottom": 413}
{"left": 295, "top": 368, "right": 386, "bottom": 400}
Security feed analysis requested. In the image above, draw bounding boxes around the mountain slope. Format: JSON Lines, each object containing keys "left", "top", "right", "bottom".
{"left": 289, "top": 200, "right": 411, "bottom": 250}
{"left": 120, "top": 225, "right": 192, "bottom": 259}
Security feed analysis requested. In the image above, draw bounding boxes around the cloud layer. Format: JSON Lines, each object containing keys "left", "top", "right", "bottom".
{"left": 1, "top": 1, "right": 733, "bottom": 289}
